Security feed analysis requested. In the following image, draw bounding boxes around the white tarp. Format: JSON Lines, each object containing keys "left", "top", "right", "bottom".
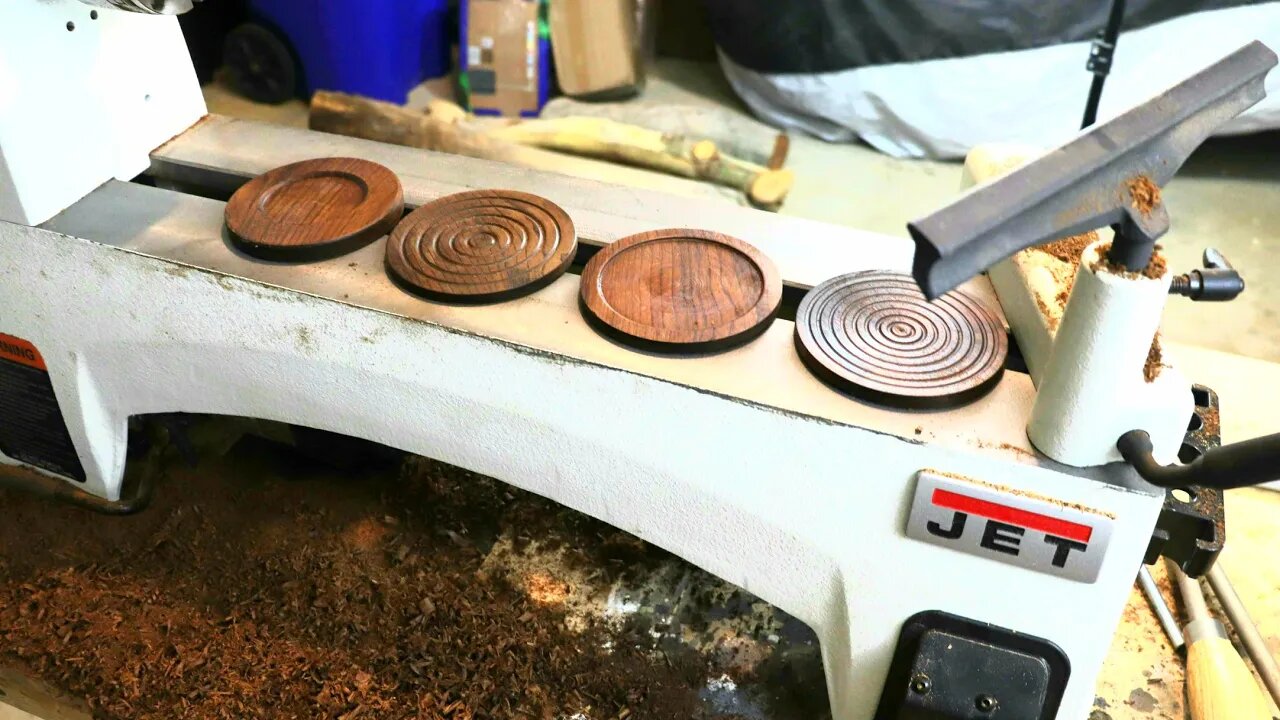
{"left": 718, "top": 5, "right": 1280, "bottom": 158}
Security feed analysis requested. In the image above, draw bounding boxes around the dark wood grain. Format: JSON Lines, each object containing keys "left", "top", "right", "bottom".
{"left": 794, "top": 271, "right": 1007, "bottom": 409}
{"left": 579, "top": 228, "right": 782, "bottom": 353}
{"left": 225, "top": 157, "right": 404, "bottom": 261}
{"left": 385, "top": 189, "right": 576, "bottom": 303}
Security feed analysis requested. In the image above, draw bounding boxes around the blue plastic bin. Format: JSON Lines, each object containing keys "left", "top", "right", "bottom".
{"left": 249, "top": 0, "right": 451, "bottom": 104}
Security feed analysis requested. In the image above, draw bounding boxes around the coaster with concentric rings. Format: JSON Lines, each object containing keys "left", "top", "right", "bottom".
{"left": 386, "top": 189, "right": 577, "bottom": 303}
{"left": 794, "top": 270, "right": 1007, "bottom": 409}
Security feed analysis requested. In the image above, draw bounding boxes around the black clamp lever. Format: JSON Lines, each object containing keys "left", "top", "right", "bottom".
{"left": 1169, "top": 248, "right": 1246, "bottom": 301}
{"left": 1119, "top": 428, "right": 1280, "bottom": 490}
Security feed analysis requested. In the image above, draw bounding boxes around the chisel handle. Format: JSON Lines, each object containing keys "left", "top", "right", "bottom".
{"left": 1185, "top": 619, "right": 1272, "bottom": 720}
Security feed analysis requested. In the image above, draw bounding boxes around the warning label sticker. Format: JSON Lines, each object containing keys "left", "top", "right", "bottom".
{"left": 0, "top": 333, "right": 86, "bottom": 482}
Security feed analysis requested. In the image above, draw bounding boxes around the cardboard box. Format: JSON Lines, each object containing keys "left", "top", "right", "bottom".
{"left": 549, "top": 0, "right": 641, "bottom": 98}
{"left": 462, "top": 0, "right": 551, "bottom": 117}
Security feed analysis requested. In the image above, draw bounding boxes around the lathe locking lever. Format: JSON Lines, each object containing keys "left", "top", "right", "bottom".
{"left": 1169, "top": 248, "right": 1246, "bottom": 301}
{"left": 1118, "top": 429, "right": 1280, "bottom": 490}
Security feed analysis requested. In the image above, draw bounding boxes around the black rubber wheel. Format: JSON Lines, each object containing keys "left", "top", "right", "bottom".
{"left": 222, "top": 22, "right": 297, "bottom": 104}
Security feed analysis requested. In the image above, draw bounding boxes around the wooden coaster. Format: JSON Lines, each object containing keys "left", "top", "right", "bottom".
{"left": 795, "top": 271, "right": 1007, "bottom": 409}
{"left": 225, "top": 157, "right": 403, "bottom": 261}
{"left": 386, "top": 189, "right": 576, "bottom": 303}
{"left": 579, "top": 229, "right": 782, "bottom": 353}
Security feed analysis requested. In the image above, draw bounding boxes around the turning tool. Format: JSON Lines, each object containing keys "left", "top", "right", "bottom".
{"left": 1138, "top": 565, "right": 1185, "bottom": 653}
{"left": 1206, "top": 563, "right": 1280, "bottom": 711}
{"left": 1173, "top": 564, "right": 1271, "bottom": 720}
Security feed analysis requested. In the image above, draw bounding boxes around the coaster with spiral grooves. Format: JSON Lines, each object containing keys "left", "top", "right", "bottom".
{"left": 795, "top": 271, "right": 1007, "bottom": 408}
{"left": 386, "top": 189, "right": 576, "bottom": 303}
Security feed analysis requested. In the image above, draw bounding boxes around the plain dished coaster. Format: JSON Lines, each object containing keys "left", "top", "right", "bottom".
{"left": 224, "top": 157, "right": 404, "bottom": 261}
{"left": 578, "top": 228, "right": 782, "bottom": 354}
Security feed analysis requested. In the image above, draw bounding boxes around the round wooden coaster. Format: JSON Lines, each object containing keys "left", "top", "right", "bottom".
{"left": 579, "top": 228, "right": 782, "bottom": 353}
{"left": 225, "top": 157, "right": 404, "bottom": 261}
{"left": 386, "top": 189, "right": 576, "bottom": 303}
{"left": 795, "top": 271, "right": 1007, "bottom": 409}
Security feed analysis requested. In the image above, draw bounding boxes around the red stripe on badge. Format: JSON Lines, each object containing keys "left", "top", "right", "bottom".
{"left": 932, "top": 489, "right": 1093, "bottom": 543}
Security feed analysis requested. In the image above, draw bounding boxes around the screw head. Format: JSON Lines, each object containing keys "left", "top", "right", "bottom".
{"left": 975, "top": 694, "right": 998, "bottom": 712}
{"left": 909, "top": 674, "right": 931, "bottom": 694}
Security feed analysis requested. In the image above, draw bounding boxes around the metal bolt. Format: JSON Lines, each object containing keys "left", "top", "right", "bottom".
{"left": 975, "top": 694, "right": 998, "bottom": 712}
{"left": 909, "top": 675, "right": 931, "bottom": 694}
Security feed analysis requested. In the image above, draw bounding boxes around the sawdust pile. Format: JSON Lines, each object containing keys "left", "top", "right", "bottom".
{"left": 1127, "top": 175, "right": 1162, "bottom": 217}
{"left": 1026, "top": 230, "right": 1098, "bottom": 329}
{"left": 1144, "top": 336, "right": 1165, "bottom": 384}
{"left": 1036, "top": 230, "right": 1098, "bottom": 266}
{"left": 0, "top": 438, "right": 763, "bottom": 720}
{"left": 1202, "top": 407, "right": 1220, "bottom": 438}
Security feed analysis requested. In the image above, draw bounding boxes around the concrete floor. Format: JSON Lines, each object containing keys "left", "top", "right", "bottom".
{"left": 203, "top": 60, "right": 1280, "bottom": 365}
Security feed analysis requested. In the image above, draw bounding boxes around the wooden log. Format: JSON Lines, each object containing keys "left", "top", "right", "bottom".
{"left": 311, "top": 91, "right": 568, "bottom": 172}
{"left": 540, "top": 96, "right": 790, "bottom": 169}
{"left": 310, "top": 92, "right": 788, "bottom": 210}
{"left": 486, "top": 116, "right": 792, "bottom": 209}
{"left": 423, "top": 97, "right": 468, "bottom": 125}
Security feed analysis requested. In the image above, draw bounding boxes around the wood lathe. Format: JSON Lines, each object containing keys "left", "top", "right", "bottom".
{"left": 4, "top": 2, "right": 1280, "bottom": 718}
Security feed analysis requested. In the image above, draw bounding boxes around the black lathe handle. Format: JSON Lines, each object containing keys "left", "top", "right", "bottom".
{"left": 1118, "top": 429, "right": 1280, "bottom": 490}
